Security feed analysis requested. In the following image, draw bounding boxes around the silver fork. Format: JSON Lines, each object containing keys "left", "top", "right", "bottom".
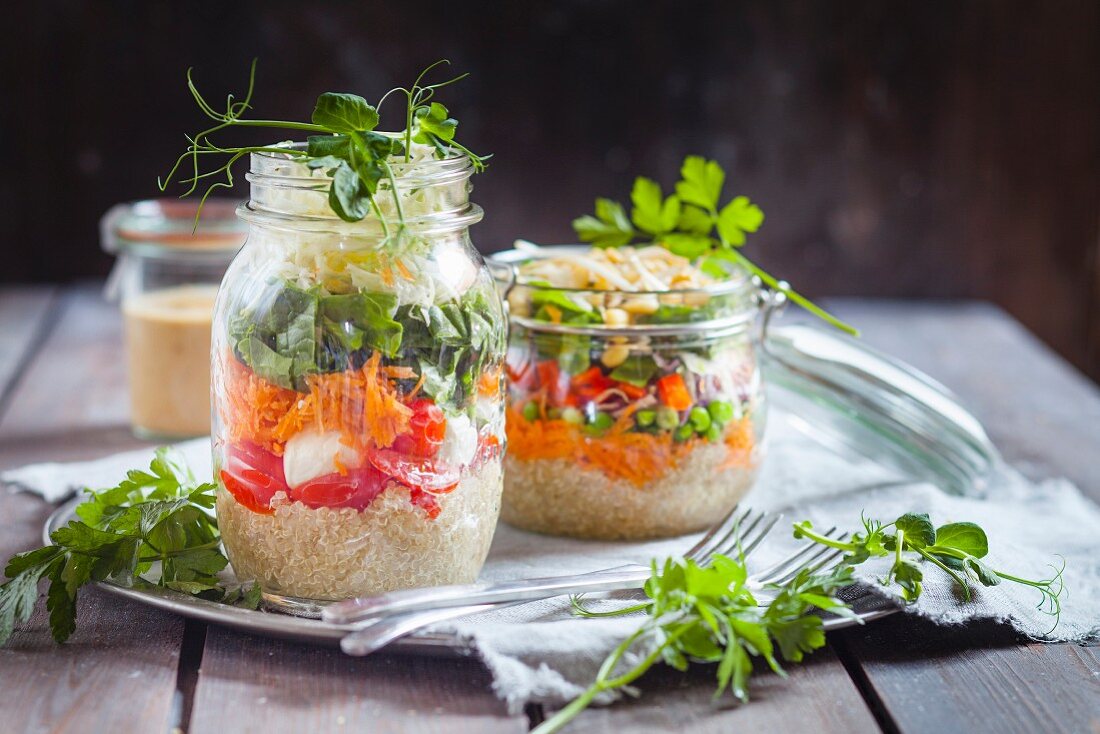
{"left": 336, "top": 524, "right": 851, "bottom": 656}
{"left": 324, "top": 505, "right": 777, "bottom": 627}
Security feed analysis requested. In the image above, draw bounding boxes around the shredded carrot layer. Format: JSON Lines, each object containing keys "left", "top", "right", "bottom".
{"left": 478, "top": 365, "right": 503, "bottom": 397}
{"left": 721, "top": 418, "right": 757, "bottom": 470}
{"left": 506, "top": 406, "right": 756, "bottom": 487}
{"left": 222, "top": 351, "right": 413, "bottom": 455}
{"left": 222, "top": 357, "right": 299, "bottom": 456}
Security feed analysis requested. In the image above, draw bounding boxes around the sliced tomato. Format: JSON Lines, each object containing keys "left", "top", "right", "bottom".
{"left": 220, "top": 469, "right": 276, "bottom": 515}
{"left": 408, "top": 488, "right": 442, "bottom": 519}
{"left": 290, "top": 464, "right": 388, "bottom": 511}
{"left": 369, "top": 448, "right": 461, "bottom": 493}
{"left": 391, "top": 398, "right": 446, "bottom": 459}
{"left": 226, "top": 441, "right": 287, "bottom": 487}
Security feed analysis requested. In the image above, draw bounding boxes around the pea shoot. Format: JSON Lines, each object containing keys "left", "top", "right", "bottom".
{"left": 793, "top": 512, "right": 1065, "bottom": 626}
{"left": 159, "top": 59, "right": 488, "bottom": 229}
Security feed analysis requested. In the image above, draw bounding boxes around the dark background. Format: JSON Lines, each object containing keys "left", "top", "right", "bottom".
{"left": 2, "top": 1, "right": 1098, "bottom": 378}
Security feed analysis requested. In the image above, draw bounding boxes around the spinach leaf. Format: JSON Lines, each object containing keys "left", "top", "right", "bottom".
{"left": 229, "top": 281, "right": 402, "bottom": 390}
{"left": 320, "top": 292, "right": 403, "bottom": 357}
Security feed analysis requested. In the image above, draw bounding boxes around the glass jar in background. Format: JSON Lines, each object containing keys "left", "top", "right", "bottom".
{"left": 491, "top": 247, "right": 766, "bottom": 541}
{"left": 101, "top": 199, "right": 245, "bottom": 439}
{"left": 211, "top": 148, "right": 506, "bottom": 614}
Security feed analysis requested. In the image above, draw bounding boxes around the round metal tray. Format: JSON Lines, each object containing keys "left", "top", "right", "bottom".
{"left": 43, "top": 499, "right": 896, "bottom": 656}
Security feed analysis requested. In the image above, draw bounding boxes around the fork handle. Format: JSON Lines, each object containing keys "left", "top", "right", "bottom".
{"left": 322, "top": 567, "right": 648, "bottom": 625}
{"left": 340, "top": 601, "right": 515, "bottom": 656}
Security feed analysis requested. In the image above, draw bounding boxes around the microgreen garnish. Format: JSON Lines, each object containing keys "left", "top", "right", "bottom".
{"left": 793, "top": 512, "right": 1065, "bottom": 626}
{"left": 534, "top": 555, "right": 856, "bottom": 734}
{"left": 0, "top": 448, "right": 259, "bottom": 646}
{"left": 572, "top": 156, "right": 857, "bottom": 335}
{"left": 158, "top": 59, "right": 488, "bottom": 226}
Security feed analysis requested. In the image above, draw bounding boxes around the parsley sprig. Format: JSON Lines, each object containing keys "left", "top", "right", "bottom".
{"left": 158, "top": 59, "right": 488, "bottom": 228}
{"left": 0, "top": 448, "right": 259, "bottom": 646}
{"left": 534, "top": 555, "right": 856, "bottom": 734}
{"left": 793, "top": 512, "right": 1065, "bottom": 626}
{"left": 541, "top": 510, "right": 1066, "bottom": 730}
{"left": 573, "top": 156, "right": 857, "bottom": 335}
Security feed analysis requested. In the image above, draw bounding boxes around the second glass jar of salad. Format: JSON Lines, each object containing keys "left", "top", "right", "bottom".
{"left": 493, "top": 245, "right": 766, "bottom": 540}
{"left": 212, "top": 147, "right": 506, "bottom": 613}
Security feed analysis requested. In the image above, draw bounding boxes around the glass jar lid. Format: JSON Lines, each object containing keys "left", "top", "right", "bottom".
{"left": 761, "top": 320, "right": 1002, "bottom": 497}
{"left": 101, "top": 198, "right": 247, "bottom": 260}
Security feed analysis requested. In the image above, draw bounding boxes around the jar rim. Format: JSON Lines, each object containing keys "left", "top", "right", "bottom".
{"left": 489, "top": 245, "right": 755, "bottom": 297}
{"left": 250, "top": 141, "right": 474, "bottom": 186}
{"left": 243, "top": 143, "right": 480, "bottom": 232}
{"left": 100, "top": 198, "right": 247, "bottom": 260}
{"left": 491, "top": 245, "right": 760, "bottom": 335}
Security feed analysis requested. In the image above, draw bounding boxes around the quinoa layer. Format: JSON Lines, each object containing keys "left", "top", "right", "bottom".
{"left": 501, "top": 443, "right": 760, "bottom": 540}
{"left": 217, "top": 460, "right": 503, "bottom": 601}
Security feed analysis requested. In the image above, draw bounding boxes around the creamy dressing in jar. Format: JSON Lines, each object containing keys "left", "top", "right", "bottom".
{"left": 122, "top": 284, "right": 219, "bottom": 438}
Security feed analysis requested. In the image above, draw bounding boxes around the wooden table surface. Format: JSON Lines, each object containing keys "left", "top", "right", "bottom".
{"left": 1, "top": 284, "right": 1098, "bottom": 734}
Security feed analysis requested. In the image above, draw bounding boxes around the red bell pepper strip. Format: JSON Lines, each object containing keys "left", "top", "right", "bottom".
{"left": 656, "top": 374, "right": 693, "bottom": 411}
{"left": 536, "top": 360, "right": 569, "bottom": 404}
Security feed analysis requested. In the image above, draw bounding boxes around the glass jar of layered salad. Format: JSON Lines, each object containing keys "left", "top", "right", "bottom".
{"left": 212, "top": 147, "right": 506, "bottom": 613}
{"left": 493, "top": 244, "right": 765, "bottom": 540}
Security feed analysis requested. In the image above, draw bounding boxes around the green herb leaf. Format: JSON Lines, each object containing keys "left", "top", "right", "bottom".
{"left": 46, "top": 561, "right": 78, "bottom": 643}
{"left": 330, "top": 161, "right": 372, "bottom": 221}
{"left": 895, "top": 513, "right": 936, "bottom": 549}
{"left": 573, "top": 198, "right": 636, "bottom": 248}
{"left": 932, "top": 522, "right": 989, "bottom": 558}
{"left": 677, "top": 204, "right": 714, "bottom": 235}
{"left": 630, "top": 177, "right": 681, "bottom": 236}
{"left": 715, "top": 196, "right": 764, "bottom": 246}
{"left": 306, "top": 134, "right": 351, "bottom": 159}
{"left": 675, "top": 156, "right": 725, "bottom": 210}
{"left": 964, "top": 557, "right": 1002, "bottom": 587}
{"left": 413, "top": 102, "right": 459, "bottom": 143}
{"left": 891, "top": 558, "right": 924, "bottom": 602}
{"left": 662, "top": 233, "right": 713, "bottom": 259}
{"left": 311, "top": 92, "right": 380, "bottom": 133}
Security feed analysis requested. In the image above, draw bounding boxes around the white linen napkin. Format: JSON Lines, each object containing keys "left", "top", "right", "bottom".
{"left": 3, "top": 414, "right": 1098, "bottom": 714}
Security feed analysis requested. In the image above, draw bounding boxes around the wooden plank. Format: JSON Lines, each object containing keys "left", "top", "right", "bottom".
{"left": 836, "top": 615, "right": 1100, "bottom": 734}
{"left": 0, "top": 285, "right": 150, "bottom": 469}
{"left": 0, "top": 286, "right": 57, "bottom": 407}
{"left": 0, "top": 286, "right": 185, "bottom": 734}
{"left": 189, "top": 627, "right": 528, "bottom": 734}
{"left": 822, "top": 299, "right": 1100, "bottom": 734}
{"left": 565, "top": 646, "right": 880, "bottom": 733}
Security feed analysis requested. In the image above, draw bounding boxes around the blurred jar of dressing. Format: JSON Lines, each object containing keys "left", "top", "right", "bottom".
{"left": 101, "top": 199, "right": 245, "bottom": 439}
